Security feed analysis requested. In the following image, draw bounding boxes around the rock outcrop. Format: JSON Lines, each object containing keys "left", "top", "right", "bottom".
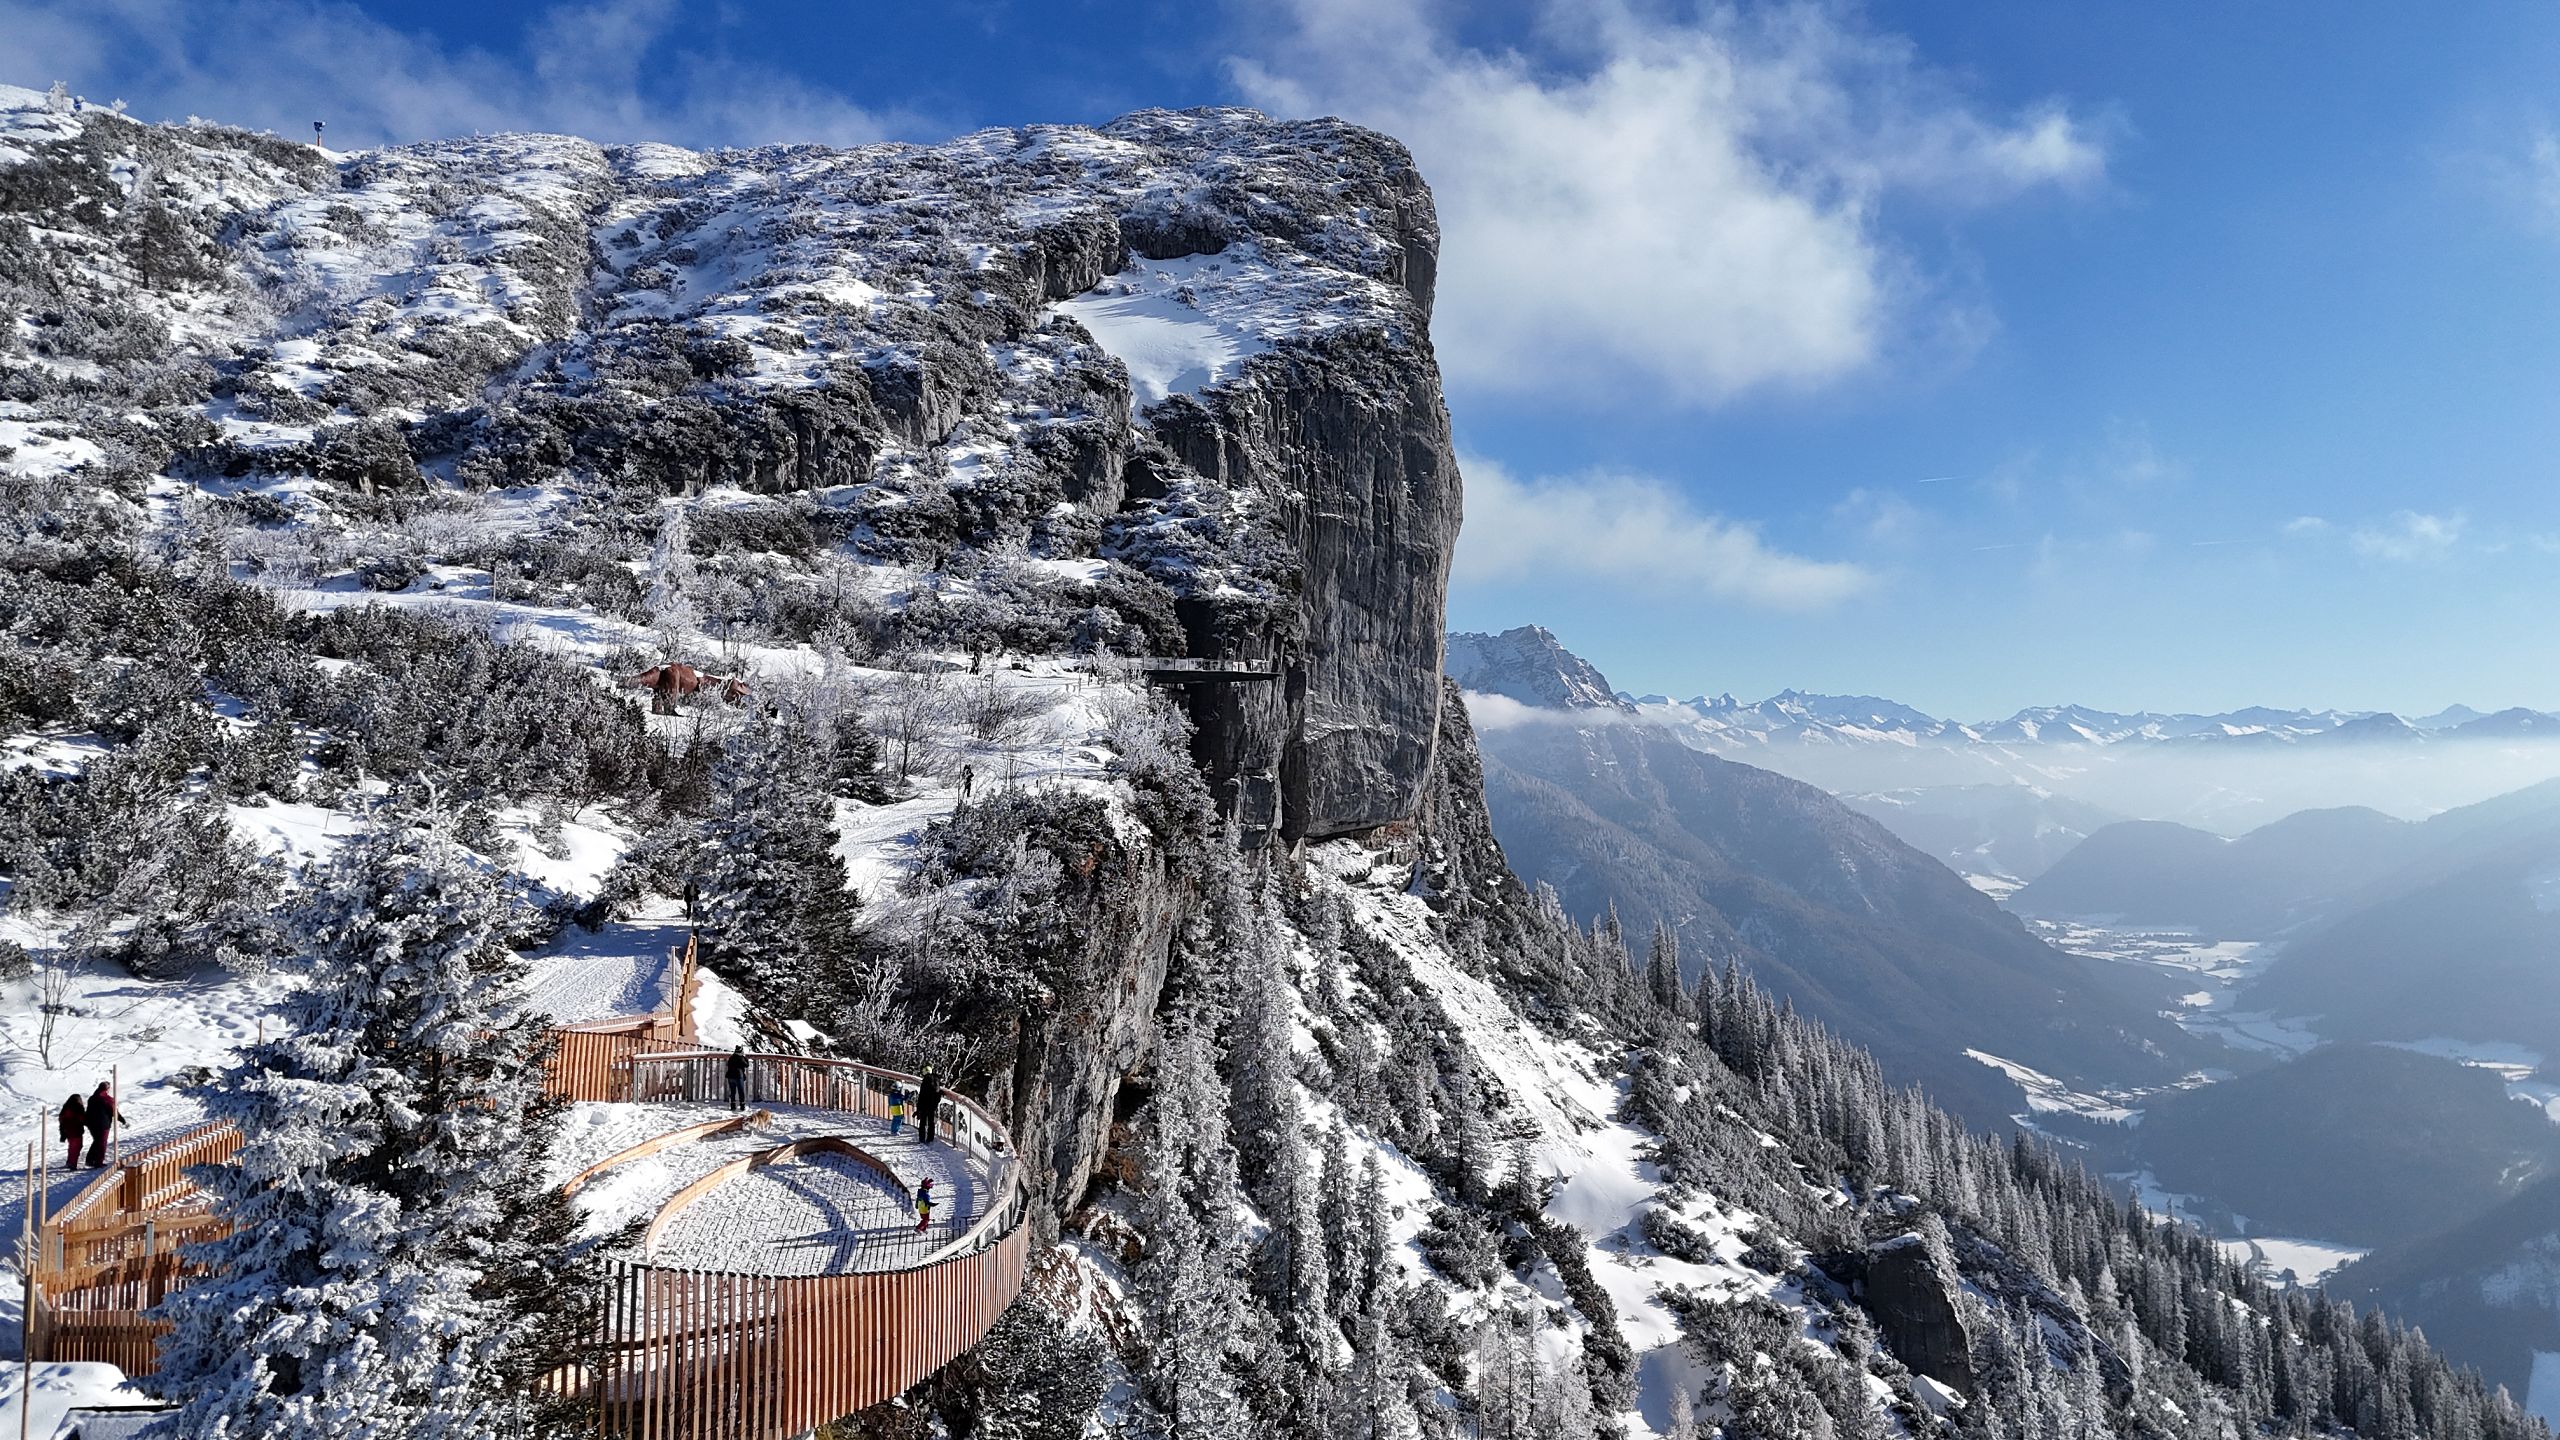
{"left": 1856, "top": 1229, "right": 1976, "bottom": 1396}
{"left": 996, "top": 839, "right": 1192, "bottom": 1226}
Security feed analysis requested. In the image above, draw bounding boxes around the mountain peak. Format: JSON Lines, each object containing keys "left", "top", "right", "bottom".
{"left": 1445, "top": 626, "right": 1634, "bottom": 712}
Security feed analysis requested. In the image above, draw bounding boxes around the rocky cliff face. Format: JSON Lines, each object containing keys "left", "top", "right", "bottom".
{"left": 1155, "top": 328, "right": 1460, "bottom": 843}
{"left": 996, "top": 837, "right": 1192, "bottom": 1224}
{"left": 0, "top": 93, "right": 1459, "bottom": 847}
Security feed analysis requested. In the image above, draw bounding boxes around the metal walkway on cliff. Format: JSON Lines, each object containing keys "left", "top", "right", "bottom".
{"left": 1123, "top": 655, "right": 1282, "bottom": 684}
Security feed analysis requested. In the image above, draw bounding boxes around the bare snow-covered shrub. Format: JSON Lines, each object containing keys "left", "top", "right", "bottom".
{"left": 961, "top": 672, "right": 1047, "bottom": 746}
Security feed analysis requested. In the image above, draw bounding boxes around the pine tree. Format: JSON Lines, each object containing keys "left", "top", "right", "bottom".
{"left": 697, "top": 706, "right": 860, "bottom": 1007}
{"left": 645, "top": 507, "right": 699, "bottom": 658}
{"left": 1227, "top": 890, "right": 1332, "bottom": 1382}
{"left": 1645, "top": 920, "right": 1687, "bottom": 1016}
{"left": 1132, "top": 1006, "right": 1254, "bottom": 1439}
{"left": 147, "top": 816, "right": 588, "bottom": 1438}
{"left": 1667, "top": 1386, "right": 1699, "bottom": 1440}
{"left": 1318, "top": 1124, "right": 1360, "bottom": 1319}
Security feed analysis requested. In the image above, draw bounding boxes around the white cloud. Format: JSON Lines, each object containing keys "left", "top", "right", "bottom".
{"left": 1458, "top": 690, "right": 1649, "bottom": 734}
{"left": 0, "top": 0, "right": 910, "bottom": 150}
{"left": 1831, "top": 486, "right": 1926, "bottom": 546}
{"left": 1456, "top": 456, "right": 1873, "bottom": 609}
{"left": 2283, "top": 515, "right": 2331, "bottom": 536}
{"left": 2350, "top": 510, "right": 2466, "bottom": 563}
{"left": 2479, "top": 127, "right": 2560, "bottom": 239}
{"left": 2528, "top": 131, "right": 2560, "bottom": 232}
{"left": 1228, "top": 0, "right": 2106, "bottom": 405}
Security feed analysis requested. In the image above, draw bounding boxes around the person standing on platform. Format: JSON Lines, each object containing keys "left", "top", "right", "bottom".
{"left": 915, "top": 1065, "right": 943, "bottom": 1145}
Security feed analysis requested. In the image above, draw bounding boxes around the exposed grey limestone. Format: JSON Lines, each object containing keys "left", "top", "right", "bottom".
{"left": 0, "top": 100, "right": 1461, "bottom": 847}
{"left": 1859, "top": 1229, "right": 1976, "bottom": 1396}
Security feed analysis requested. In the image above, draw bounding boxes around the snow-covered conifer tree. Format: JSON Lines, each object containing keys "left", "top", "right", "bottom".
{"left": 1646, "top": 920, "right": 1688, "bottom": 1017}
{"left": 645, "top": 507, "right": 699, "bottom": 658}
{"left": 1225, "top": 882, "right": 1330, "bottom": 1377}
{"left": 147, "top": 814, "right": 587, "bottom": 1438}
{"left": 697, "top": 705, "right": 860, "bottom": 1006}
{"left": 1131, "top": 1005, "right": 1253, "bottom": 1439}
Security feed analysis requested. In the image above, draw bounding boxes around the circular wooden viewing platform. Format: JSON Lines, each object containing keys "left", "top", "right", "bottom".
{"left": 22, "top": 1031, "right": 1032, "bottom": 1439}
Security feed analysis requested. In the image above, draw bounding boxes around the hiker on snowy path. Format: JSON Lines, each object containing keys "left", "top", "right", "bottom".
{"left": 887, "top": 1081, "right": 910, "bottom": 1137}
{"left": 84, "top": 1082, "right": 116, "bottom": 1168}
{"left": 914, "top": 1177, "right": 936, "bottom": 1233}
{"left": 725, "top": 1046, "right": 748, "bottom": 1111}
{"left": 58, "top": 1093, "right": 85, "bottom": 1170}
{"left": 915, "top": 1066, "right": 943, "bottom": 1145}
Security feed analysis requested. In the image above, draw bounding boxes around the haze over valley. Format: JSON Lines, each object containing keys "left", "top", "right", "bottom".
{"left": 1453, "top": 622, "right": 2560, "bottom": 1405}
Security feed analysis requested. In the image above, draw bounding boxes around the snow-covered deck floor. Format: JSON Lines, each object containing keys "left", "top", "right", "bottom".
{"left": 551, "top": 1101, "right": 986, "bottom": 1276}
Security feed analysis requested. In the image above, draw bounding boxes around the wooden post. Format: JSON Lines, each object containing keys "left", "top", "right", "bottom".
{"left": 22, "top": 1140, "right": 35, "bottom": 1440}
{"left": 108, "top": 1064, "right": 119, "bottom": 1165}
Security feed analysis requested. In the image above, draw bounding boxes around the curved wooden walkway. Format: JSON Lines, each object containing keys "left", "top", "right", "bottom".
{"left": 20, "top": 1013, "right": 1030, "bottom": 1437}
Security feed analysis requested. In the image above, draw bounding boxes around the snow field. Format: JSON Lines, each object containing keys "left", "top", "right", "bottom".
{"left": 2028, "top": 919, "right": 2316, "bottom": 1059}
{"left": 520, "top": 900, "right": 687, "bottom": 1026}
{"left": 1962, "top": 1049, "right": 2139, "bottom": 1127}
{"left": 2215, "top": 1236, "right": 2367, "bottom": 1286}
{"left": 1054, "top": 253, "right": 1276, "bottom": 406}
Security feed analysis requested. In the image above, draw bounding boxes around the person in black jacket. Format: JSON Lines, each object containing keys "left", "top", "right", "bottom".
{"left": 725, "top": 1047, "right": 748, "bottom": 1111}
{"left": 58, "top": 1094, "right": 85, "bottom": 1170}
{"left": 85, "top": 1082, "right": 116, "bottom": 1168}
{"left": 915, "top": 1066, "right": 942, "bottom": 1145}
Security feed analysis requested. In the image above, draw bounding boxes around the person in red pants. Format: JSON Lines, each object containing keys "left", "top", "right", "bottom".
{"left": 58, "top": 1092, "right": 85, "bottom": 1169}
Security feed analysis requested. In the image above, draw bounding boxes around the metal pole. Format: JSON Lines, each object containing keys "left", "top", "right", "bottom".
{"left": 108, "top": 1063, "right": 118, "bottom": 1165}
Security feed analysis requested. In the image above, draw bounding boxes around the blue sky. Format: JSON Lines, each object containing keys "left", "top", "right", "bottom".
{"left": 12, "top": 0, "right": 2560, "bottom": 717}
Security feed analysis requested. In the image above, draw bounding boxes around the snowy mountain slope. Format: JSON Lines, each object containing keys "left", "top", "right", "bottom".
{"left": 2335, "top": 1177, "right": 2560, "bottom": 1416}
{"left": 1841, "top": 782, "right": 2126, "bottom": 883}
{"left": 0, "top": 84, "right": 2540, "bottom": 1440}
{"left": 1444, "top": 625, "right": 1633, "bottom": 713}
{"left": 1, "top": 81, "right": 1457, "bottom": 849}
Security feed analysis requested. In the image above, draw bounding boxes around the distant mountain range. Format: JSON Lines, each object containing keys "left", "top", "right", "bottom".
{"left": 1447, "top": 626, "right": 2217, "bottom": 1126}
{"left": 1627, "top": 689, "right": 2552, "bottom": 749}
{"left": 1448, "top": 625, "right": 2560, "bottom": 856}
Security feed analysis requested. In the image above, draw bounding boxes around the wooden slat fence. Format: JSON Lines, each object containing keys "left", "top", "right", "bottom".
{"left": 589, "top": 1217, "right": 1033, "bottom": 1438}
{"left": 22, "top": 1010, "right": 1033, "bottom": 1438}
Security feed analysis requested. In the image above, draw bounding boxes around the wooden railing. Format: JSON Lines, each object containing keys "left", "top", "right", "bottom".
{"left": 20, "top": 1015, "right": 1031, "bottom": 1437}
{"left": 20, "top": 1121, "right": 240, "bottom": 1371}
{"left": 588, "top": 1221, "right": 1032, "bottom": 1437}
